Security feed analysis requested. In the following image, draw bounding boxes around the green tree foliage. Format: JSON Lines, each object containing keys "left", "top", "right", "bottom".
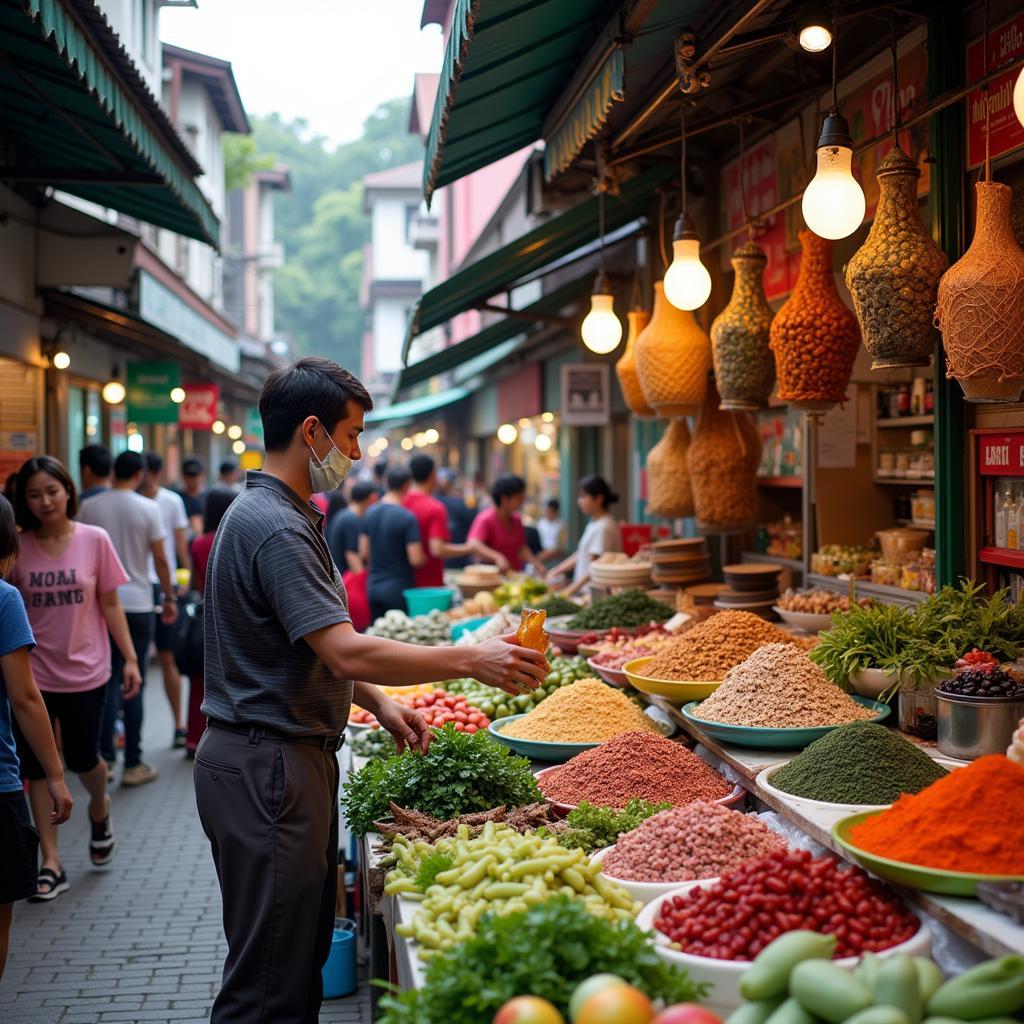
{"left": 248, "top": 100, "right": 423, "bottom": 370}
{"left": 223, "top": 132, "right": 274, "bottom": 192}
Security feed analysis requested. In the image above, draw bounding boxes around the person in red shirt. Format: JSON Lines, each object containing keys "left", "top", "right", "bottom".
{"left": 404, "top": 454, "right": 493, "bottom": 586}
{"left": 468, "top": 474, "right": 548, "bottom": 575}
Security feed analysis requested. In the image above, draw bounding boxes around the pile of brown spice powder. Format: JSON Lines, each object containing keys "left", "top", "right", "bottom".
{"left": 537, "top": 731, "right": 732, "bottom": 809}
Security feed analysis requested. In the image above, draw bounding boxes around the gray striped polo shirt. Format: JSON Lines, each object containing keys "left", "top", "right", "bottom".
{"left": 201, "top": 471, "right": 352, "bottom": 736}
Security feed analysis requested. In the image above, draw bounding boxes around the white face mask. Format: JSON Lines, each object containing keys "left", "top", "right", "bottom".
{"left": 307, "top": 428, "right": 352, "bottom": 492}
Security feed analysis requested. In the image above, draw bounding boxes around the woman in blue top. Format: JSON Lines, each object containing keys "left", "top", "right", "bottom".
{"left": 0, "top": 494, "right": 72, "bottom": 979}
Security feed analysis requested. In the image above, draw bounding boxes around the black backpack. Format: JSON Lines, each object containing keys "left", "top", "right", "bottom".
{"left": 174, "top": 592, "right": 204, "bottom": 677}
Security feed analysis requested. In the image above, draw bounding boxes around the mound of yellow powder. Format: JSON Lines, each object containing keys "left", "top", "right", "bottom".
{"left": 500, "top": 677, "right": 661, "bottom": 743}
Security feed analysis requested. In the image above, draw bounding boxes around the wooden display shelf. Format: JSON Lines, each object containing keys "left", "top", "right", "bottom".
{"left": 875, "top": 474, "right": 936, "bottom": 485}
{"left": 979, "top": 546, "right": 1024, "bottom": 571}
{"left": 757, "top": 476, "right": 804, "bottom": 488}
{"left": 876, "top": 415, "right": 935, "bottom": 428}
{"left": 646, "top": 698, "right": 1024, "bottom": 959}
{"left": 742, "top": 552, "right": 804, "bottom": 572}
{"left": 806, "top": 572, "right": 928, "bottom": 606}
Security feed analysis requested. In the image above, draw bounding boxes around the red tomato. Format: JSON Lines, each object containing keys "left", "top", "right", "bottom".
{"left": 651, "top": 1007, "right": 722, "bottom": 1024}
{"left": 454, "top": 711, "right": 468, "bottom": 724}
{"left": 493, "top": 996, "right": 565, "bottom": 1024}
{"left": 576, "top": 986, "right": 653, "bottom": 1024}
{"left": 464, "top": 724, "right": 478, "bottom": 733}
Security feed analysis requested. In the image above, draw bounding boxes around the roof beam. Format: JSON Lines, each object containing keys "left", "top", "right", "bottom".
{"left": 0, "top": 169, "right": 163, "bottom": 184}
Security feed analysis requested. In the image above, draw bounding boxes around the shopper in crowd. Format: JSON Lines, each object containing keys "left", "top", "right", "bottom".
{"left": 217, "top": 460, "right": 241, "bottom": 490}
{"left": 404, "top": 454, "right": 490, "bottom": 586}
{"left": 195, "top": 356, "right": 546, "bottom": 1022}
{"left": 436, "top": 467, "right": 475, "bottom": 569}
{"left": 0, "top": 494, "right": 72, "bottom": 975}
{"left": 78, "top": 444, "right": 112, "bottom": 501}
{"left": 360, "top": 466, "right": 425, "bottom": 621}
{"left": 326, "top": 480, "right": 376, "bottom": 574}
{"left": 183, "top": 485, "right": 237, "bottom": 758}
{"left": 537, "top": 498, "right": 566, "bottom": 560}
{"left": 547, "top": 475, "right": 623, "bottom": 593}
{"left": 468, "top": 473, "right": 548, "bottom": 575}
{"left": 140, "top": 452, "right": 192, "bottom": 749}
{"left": 177, "top": 456, "right": 207, "bottom": 535}
{"left": 79, "top": 451, "right": 177, "bottom": 787}
{"left": 3, "top": 473, "right": 17, "bottom": 507}
{"left": 10, "top": 456, "right": 140, "bottom": 898}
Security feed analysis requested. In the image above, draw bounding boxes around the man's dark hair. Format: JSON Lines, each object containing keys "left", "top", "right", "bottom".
{"left": 143, "top": 451, "right": 163, "bottom": 475}
{"left": 351, "top": 481, "right": 376, "bottom": 503}
{"left": 203, "top": 485, "right": 237, "bottom": 536}
{"left": 387, "top": 467, "right": 411, "bottom": 492}
{"left": 114, "top": 451, "right": 144, "bottom": 481}
{"left": 79, "top": 444, "right": 112, "bottom": 479}
{"left": 547, "top": 498, "right": 560, "bottom": 512}
{"left": 182, "top": 456, "right": 204, "bottom": 477}
{"left": 259, "top": 356, "right": 373, "bottom": 452}
{"left": 491, "top": 473, "right": 526, "bottom": 506}
{"left": 409, "top": 453, "right": 435, "bottom": 484}
{"left": 14, "top": 456, "right": 79, "bottom": 530}
{"left": 219, "top": 460, "right": 238, "bottom": 478}
{"left": 0, "top": 494, "right": 18, "bottom": 563}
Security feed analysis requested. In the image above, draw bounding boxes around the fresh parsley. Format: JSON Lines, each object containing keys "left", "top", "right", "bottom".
{"left": 554, "top": 799, "right": 672, "bottom": 854}
{"left": 414, "top": 852, "right": 454, "bottom": 890}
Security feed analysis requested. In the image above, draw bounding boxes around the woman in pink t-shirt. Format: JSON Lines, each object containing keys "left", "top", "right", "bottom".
{"left": 10, "top": 456, "right": 141, "bottom": 900}
{"left": 468, "top": 474, "right": 548, "bottom": 575}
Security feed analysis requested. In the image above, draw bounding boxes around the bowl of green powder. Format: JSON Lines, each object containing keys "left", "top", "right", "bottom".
{"left": 756, "top": 722, "right": 955, "bottom": 811}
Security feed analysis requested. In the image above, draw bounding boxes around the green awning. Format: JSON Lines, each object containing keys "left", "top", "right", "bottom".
{"left": 405, "top": 161, "right": 674, "bottom": 362}
{"left": 0, "top": 0, "right": 219, "bottom": 247}
{"left": 366, "top": 385, "right": 471, "bottom": 426}
{"left": 423, "top": 0, "right": 618, "bottom": 203}
{"left": 398, "top": 273, "right": 593, "bottom": 392}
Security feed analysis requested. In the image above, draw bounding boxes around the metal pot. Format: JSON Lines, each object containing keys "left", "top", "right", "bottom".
{"left": 935, "top": 691, "right": 1024, "bottom": 760}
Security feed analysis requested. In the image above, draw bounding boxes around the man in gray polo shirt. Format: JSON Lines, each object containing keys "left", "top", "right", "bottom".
{"left": 194, "top": 356, "right": 547, "bottom": 1024}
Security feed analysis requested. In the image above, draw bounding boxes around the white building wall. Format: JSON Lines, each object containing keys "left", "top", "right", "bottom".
{"left": 373, "top": 298, "right": 412, "bottom": 374}
{"left": 97, "top": 0, "right": 161, "bottom": 97}
{"left": 371, "top": 197, "right": 429, "bottom": 281}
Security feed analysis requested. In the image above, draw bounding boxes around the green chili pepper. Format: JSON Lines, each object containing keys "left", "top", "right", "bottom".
{"left": 739, "top": 932, "right": 839, "bottom": 1001}
{"left": 843, "top": 1009, "right": 910, "bottom": 1024}
{"left": 789, "top": 961, "right": 873, "bottom": 1023}
{"left": 764, "top": 997, "right": 818, "bottom": 1024}
{"left": 725, "top": 997, "right": 785, "bottom": 1024}
{"left": 913, "top": 959, "right": 944, "bottom": 1003}
{"left": 926, "top": 956, "right": 1024, "bottom": 1020}
{"left": 873, "top": 955, "right": 923, "bottom": 1024}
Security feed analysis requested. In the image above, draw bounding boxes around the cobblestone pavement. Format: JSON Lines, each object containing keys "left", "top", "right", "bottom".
{"left": 0, "top": 673, "right": 370, "bottom": 1024}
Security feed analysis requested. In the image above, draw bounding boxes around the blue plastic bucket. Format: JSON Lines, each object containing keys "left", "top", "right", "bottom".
{"left": 403, "top": 587, "right": 454, "bottom": 616}
{"left": 322, "top": 917, "right": 357, "bottom": 999}
{"left": 450, "top": 614, "right": 492, "bottom": 641}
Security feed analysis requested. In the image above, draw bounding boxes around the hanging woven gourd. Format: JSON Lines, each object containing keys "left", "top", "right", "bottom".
{"left": 935, "top": 179, "right": 1024, "bottom": 402}
{"left": 687, "top": 376, "right": 761, "bottom": 534}
{"left": 845, "top": 146, "right": 948, "bottom": 369}
{"left": 711, "top": 241, "right": 775, "bottom": 410}
{"left": 770, "top": 230, "right": 860, "bottom": 412}
{"left": 635, "top": 281, "right": 711, "bottom": 417}
{"left": 646, "top": 419, "right": 694, "bottom": 518}
{"left": 615, "top": 307, "right": 655, "bottom": 417}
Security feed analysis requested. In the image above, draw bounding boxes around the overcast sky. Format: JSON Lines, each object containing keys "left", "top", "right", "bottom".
{"left": 160, "top": 0, "right": 443, "bottom": 145}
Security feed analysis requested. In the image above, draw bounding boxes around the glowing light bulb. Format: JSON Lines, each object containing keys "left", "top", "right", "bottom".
{"left": 663, "top": 217, "right": 712, "bottom": 311}
{"left": 534, "top": 433, "right": 552, "bottom": 452}
{"left": 401, "top": 437, "right": 414, "bottom": 451}
{"left": 378, "top": 438, "right": 389, "bottom": 450}
{"left": 580, "top": 287, "right": 623, "bottom": 355}
{"left": 799, "top": 23, "right": 831, "bottom": 52}
{"left": 801, "top": 113, "right": 865, "bottom": 240}
{"left": 211, "top": 420, "right": 226, "bottom": 435}
{"left": 423, "top": 428, "right": 439, "bottom": 444}
{"left": 232, "top": 440, "right": 246, "bottom": 455}
{"left": 52, "top": 351, "right": 70, "bottom": 370}
{"left": 227, "top": 425, "right": 243, "bottom": 440}
{"left": 170, "top": 387, "right": 186, "bottom": 404}
{"left": 496, "top": 423, "right": 518, "bottom": 445}
{"left": 1015, "top": 67, "right": 1024, "bottom": 129}
{"left": 541, "top": 411, "right": 554, "bottom": 423}
{"left": 102, "top": 379, "right": 126, "bottom": 405}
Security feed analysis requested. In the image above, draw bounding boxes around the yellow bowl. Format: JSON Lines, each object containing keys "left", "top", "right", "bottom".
{"left": 623, "top": 657, "right": 722, "bottom": 705}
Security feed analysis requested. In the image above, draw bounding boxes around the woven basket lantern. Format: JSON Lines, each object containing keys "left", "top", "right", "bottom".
{"left": 636, "top": 281, "right": 712, "bottom": 417}
{"left": 615, "top": 308, "right": 655, "bottom": 418}
{"left": 711, "top": 241, "right": 776, "bottom": 410}
{"left": 845, "top": 146, "right": 948, "bottom": 369}
{"left": 769, "top": 230, "right": 860, "bottom": 413}
{"left": 935, "top": 180, "right": 1024, "bottom": 403}
{"left": 687, "top": 377, "right": 761, "bottom": 535}
{"left": 646, "top": 419, "right": 694, "bottom": 518}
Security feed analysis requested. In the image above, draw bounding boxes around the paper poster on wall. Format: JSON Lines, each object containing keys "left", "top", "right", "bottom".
{"left": 561, "top": 364, "right": 610, "bottom": 426}
{"left": 817, "top": 398, "right": 858, "bottom": 469}
{"left": 966, "top": 12, "right": 1024, "bottom": 168}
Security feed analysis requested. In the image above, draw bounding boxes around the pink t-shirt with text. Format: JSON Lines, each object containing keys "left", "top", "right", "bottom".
{"left": 12, "top": 523, "right": 129, "bottom": 693}
{"left": 467, "top": 506, "right": 526, "bottom": 571}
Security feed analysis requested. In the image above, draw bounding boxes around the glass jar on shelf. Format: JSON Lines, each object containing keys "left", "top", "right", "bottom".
{"left": 871, "top": 559, "right": 902, "bottom": 586}
{"left": 901, "top": 561, "right": 922, "bottom": 591}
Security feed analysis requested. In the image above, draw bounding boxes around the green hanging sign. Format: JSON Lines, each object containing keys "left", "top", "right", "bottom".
{"left": 126, "top": 361, "right": 181, "bottom": 424}
{"left": 244, "top": 406, "right": 264, "bottom": 445}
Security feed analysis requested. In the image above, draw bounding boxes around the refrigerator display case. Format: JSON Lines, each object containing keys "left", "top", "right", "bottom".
{"left": 975, "top": 430, "right": 1024, "bottom": 600}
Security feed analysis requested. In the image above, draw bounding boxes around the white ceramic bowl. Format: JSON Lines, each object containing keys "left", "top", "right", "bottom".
{"left": 591, "top": 846, "right": 718, "bottom": 906}
{"left": 773, "top": 607, "right": 835, "bottom": 633}
{"left": 849, "top": 667, "right": 901, "bottom": 699}
{"left": 635, "top": 880, "right": 931, "bottom": 1014}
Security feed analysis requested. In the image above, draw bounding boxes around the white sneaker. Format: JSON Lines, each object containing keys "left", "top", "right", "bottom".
{"left": 121, "top": 762, "right": 158, "bottom": 787}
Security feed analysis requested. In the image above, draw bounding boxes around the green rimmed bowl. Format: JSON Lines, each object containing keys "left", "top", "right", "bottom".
{"left": 487, "top": 715, "right": 601, "bottom": 762}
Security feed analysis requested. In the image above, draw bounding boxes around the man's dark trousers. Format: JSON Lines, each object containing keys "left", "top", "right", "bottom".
{"left": 194, "top": 723, "right": 340, "bottom": 1023}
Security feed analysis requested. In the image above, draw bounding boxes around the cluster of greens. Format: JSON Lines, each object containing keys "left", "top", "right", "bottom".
{"left": 551, "top": 799, "right": 672, "bottom": 854}
{"left": 567, "top": 589, "right": 674, "bottom": 630}
{"left": 811, "top": 579, "right": 1024, "bottom": 691}
{"left": 377, "top": 896, "right": 704, "bottom": 1024}
{"left": 512, "top": 594, "right": 583, "bottom": 617}
{"left": 341, "top": 725, "right": 540, "bottom": 836}
{"left": 349, "top": 728, "right": 397, "bottom": 762}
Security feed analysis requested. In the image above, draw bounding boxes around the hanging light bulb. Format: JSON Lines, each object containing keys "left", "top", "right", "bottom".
{"left": 102, "top": 367, "right": 126, "bottom": 405}
{"left": 801, "top": 3, "right": 865, "bottom": 240}
{"left": 1014, "top": 67, "right": 1024, "bottom": 129}
{"left": 211, "top": 420, "right": 226, "bottom": 435}
{"left": 496, "top": 423, "right": 518, "bottom": 445}
{"left": 581, "top": 273, "right": 624, "bottom": 354}
{"left": 795, "top": 1, "right": 832, "bottom": 52}
{"left": 52, "top": 351, "right": 71, "bottom": 370}
{"left": 170, "top": 387, "right": 186, "bottom": 404}
{"left": 534, "top": 433, "right": 553, "bottom": 453}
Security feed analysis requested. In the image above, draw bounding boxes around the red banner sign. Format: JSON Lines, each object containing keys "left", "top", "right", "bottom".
{"left": 178, "top": 383, "right": 220, "bottom": 430}
{"left": 967, "top": 13, "right": 1024, "bottom": 168}
{"left": 979, "top": 433, "right": 1024, "bottom": 475}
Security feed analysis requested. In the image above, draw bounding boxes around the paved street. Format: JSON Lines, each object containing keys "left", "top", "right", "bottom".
{"left": 0, "top": 672, "right": 370, "bottom": 1024}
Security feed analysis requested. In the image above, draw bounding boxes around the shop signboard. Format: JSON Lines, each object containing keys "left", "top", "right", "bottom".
{"left": 0, "top": 430, "right": 36, "bottom": 483}
{"left": 244, "top": 407, "right": 264, "bottom": 445}
{"left": 967, "top": 13, "right": 1024, "bottom": 168}
{"left": 126, "top": 361, "right": 180, "bottom": 424}
{"left": 560, "top": 364, "right": 609, "bottom": 426}
{"left": 978, "top": 432, "right": 1024, "bottom": 476}
{"left": 178, "top": 383, "right": 220, "bottom": 430}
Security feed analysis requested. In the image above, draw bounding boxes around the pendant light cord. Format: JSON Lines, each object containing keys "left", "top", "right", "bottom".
{"left": 657, "top": 188, "right": 669, "bottom": 270}
{"left": 890, "top": 18, "right": 899, "bottom": 144}
{"left": 983, "top": 0, "right": 991, "bottom": 182}
{"left": 680, "top": 104, "right": 688, "bottom": 219}
{"left": 831, "top": 0, "right": 839, "bottom": 112}
{"left": 595, "top": 140, "right": 607, "bottom": 275}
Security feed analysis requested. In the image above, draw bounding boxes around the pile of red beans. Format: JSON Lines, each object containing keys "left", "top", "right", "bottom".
{"left": 653, "top": 848, "right": 919, "bottom": 961}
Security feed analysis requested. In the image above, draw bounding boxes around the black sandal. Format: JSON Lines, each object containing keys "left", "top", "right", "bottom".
{"left": 29, "top": 866, "right": 69, "bottom": 902}
{"left": 89, "top": 798, "right": 115, "bottom": 866}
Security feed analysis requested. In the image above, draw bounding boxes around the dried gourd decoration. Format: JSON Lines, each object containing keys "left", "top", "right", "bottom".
{"left": 845, "top": 146, "right": 948, "bottom": 369}
{"left": 711, "top": 241, "right": 775, "bottom": 410}
{"left": 646, "top": 419, "right": 694, "bottom": 518}
{"left": 635, "top": 281, "right": 711, "bottom": 417}
{"left": 615, "top": 306, "right": 655, "bottom": 417}
{"left": 935, "top": 179, "right": 1024, "bottom": 403}
{"left": 769, "top": 230, "right": 860, "bottom": 412}
{"left": 687, "top": 376, "right": 761, "bottom": 535}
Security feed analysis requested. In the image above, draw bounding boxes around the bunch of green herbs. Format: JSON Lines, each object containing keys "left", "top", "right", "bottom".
{"left": 551, "top": 799, "right": 671, "bottom": 854}
{"left": 341, "top": 725, "right": 540, "bottom": 836}
{"left": 567, "top": 589, "right": 673, "bottom": 630}
{"left": 377, "top": 896, "right": 704, "bottom": 1024}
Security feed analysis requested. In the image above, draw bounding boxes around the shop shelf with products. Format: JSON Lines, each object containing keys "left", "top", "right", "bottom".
{"left": 972, "top": 430, "right": 1024, "bottom": 599}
